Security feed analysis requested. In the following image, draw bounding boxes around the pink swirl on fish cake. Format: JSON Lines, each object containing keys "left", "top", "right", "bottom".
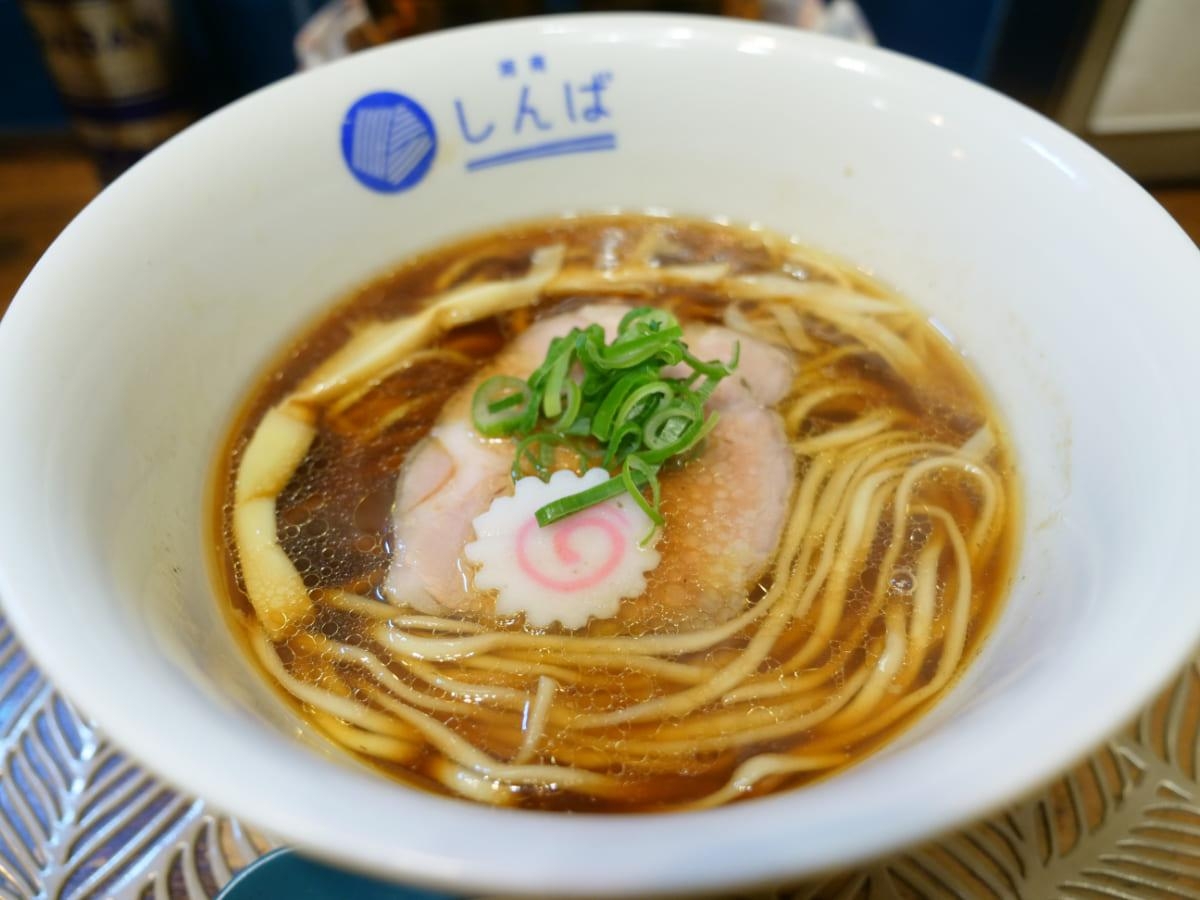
{"left": 514, "top": 506, "right": 628, "bottom": 593}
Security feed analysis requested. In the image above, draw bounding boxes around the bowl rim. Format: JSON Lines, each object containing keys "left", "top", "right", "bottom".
{"left": 1, "top": 12, "right": 1199, "bottom": 897}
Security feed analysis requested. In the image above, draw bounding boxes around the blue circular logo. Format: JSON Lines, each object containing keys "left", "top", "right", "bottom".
{"left": 341, "top": 92, "right": 437, "bottom": 193}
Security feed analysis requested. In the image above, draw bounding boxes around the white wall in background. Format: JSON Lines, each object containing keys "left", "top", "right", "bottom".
{"left": 1090, "top": 0, "right": 1200, "bottom": 134}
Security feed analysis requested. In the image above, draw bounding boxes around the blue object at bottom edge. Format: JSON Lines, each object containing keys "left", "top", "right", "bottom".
{"left": 216, "top": 847, "right": 461, "bottom": 900}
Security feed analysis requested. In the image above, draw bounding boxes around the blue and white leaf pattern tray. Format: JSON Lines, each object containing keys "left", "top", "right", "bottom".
{"left": 1, "top": 609, "right": 1198, "bottom": 899}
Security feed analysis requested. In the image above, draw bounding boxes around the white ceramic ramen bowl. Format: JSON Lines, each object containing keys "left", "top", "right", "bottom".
{"left": 0, "top": 14, "right": 1198, "bottom": 898}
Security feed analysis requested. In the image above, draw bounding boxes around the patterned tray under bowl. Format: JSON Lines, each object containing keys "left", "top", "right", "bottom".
{"left": 1, "top": 611, "right": 1197, "bottom": 900}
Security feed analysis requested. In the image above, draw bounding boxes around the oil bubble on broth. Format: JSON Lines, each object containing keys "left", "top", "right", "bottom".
{"left": 211, "top": 214, "right": 1019, "bottom": 812}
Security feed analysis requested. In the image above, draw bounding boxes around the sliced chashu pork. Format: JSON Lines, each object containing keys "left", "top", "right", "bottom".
{"left": 384, "top": 303, "right": 795, "bottom": 631}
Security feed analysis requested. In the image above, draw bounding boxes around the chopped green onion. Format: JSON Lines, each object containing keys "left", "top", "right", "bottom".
{"left": 534, "top": 459, "right": 658, "bottom": 528}
{"left": 471, "top": 304, "right": 740, "bottom": 531}
{"left": 535, "top": 474, "right": 628, "bottom": 527}
{"left": 617, "top": 307, "right": 675, "bottom": 337}
{"left": 693, "top": 375, "right": 722, "bottom": 405}
{"left": 564, "top": 415, "right": 592, "bottom": 437}
{"left": 591, "top": 326, "right": 684, "bottom": 370}
{"left": 487, "top": 392, "right": 525, "bottom": 414}
{"left": 622, "top": 455, "right": 663, "bottom": 527}
{"left": 682, "top": 344, "right": 739, "bottom": 379}
{"left": 591, "top": 370, "right": 658, "bottom": 441}
{"left": 615, "top": 381, "right": 674, "bottom": 432}
{"left": 549, "top": 378, "right": 582, "bottom": 431}
{"left": 473, "top": 375, "right": 535, "bottom": 437}
{"left": 641, "top": 411, "right": 720, "bottom": 465}
{"left": 512, "top": 432, "right": 559, "bottom": 481}
{"left": 603, "top": 421, "right": 643, "bottom": 469}
{"left": 538, "top": 341, "right": 575, "bottom": 419}
{"left": 643, "top": 400, "right": 700, "bottom": 451}
{"left": 528, "top": 334, "right": 574, "bottom": 388}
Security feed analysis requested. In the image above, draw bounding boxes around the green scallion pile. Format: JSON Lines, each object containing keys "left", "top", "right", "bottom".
{"left": 471, "top": 307, "right": 738, "bottom": 529}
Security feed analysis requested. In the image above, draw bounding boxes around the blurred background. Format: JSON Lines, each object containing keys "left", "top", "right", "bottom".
{"left": 1, "top": 0, "right": 1197, "bottom": 312}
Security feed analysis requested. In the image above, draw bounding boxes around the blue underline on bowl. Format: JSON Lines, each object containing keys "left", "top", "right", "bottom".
{"left": 465, "top": 131, "right": 617, "bottom": 171}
